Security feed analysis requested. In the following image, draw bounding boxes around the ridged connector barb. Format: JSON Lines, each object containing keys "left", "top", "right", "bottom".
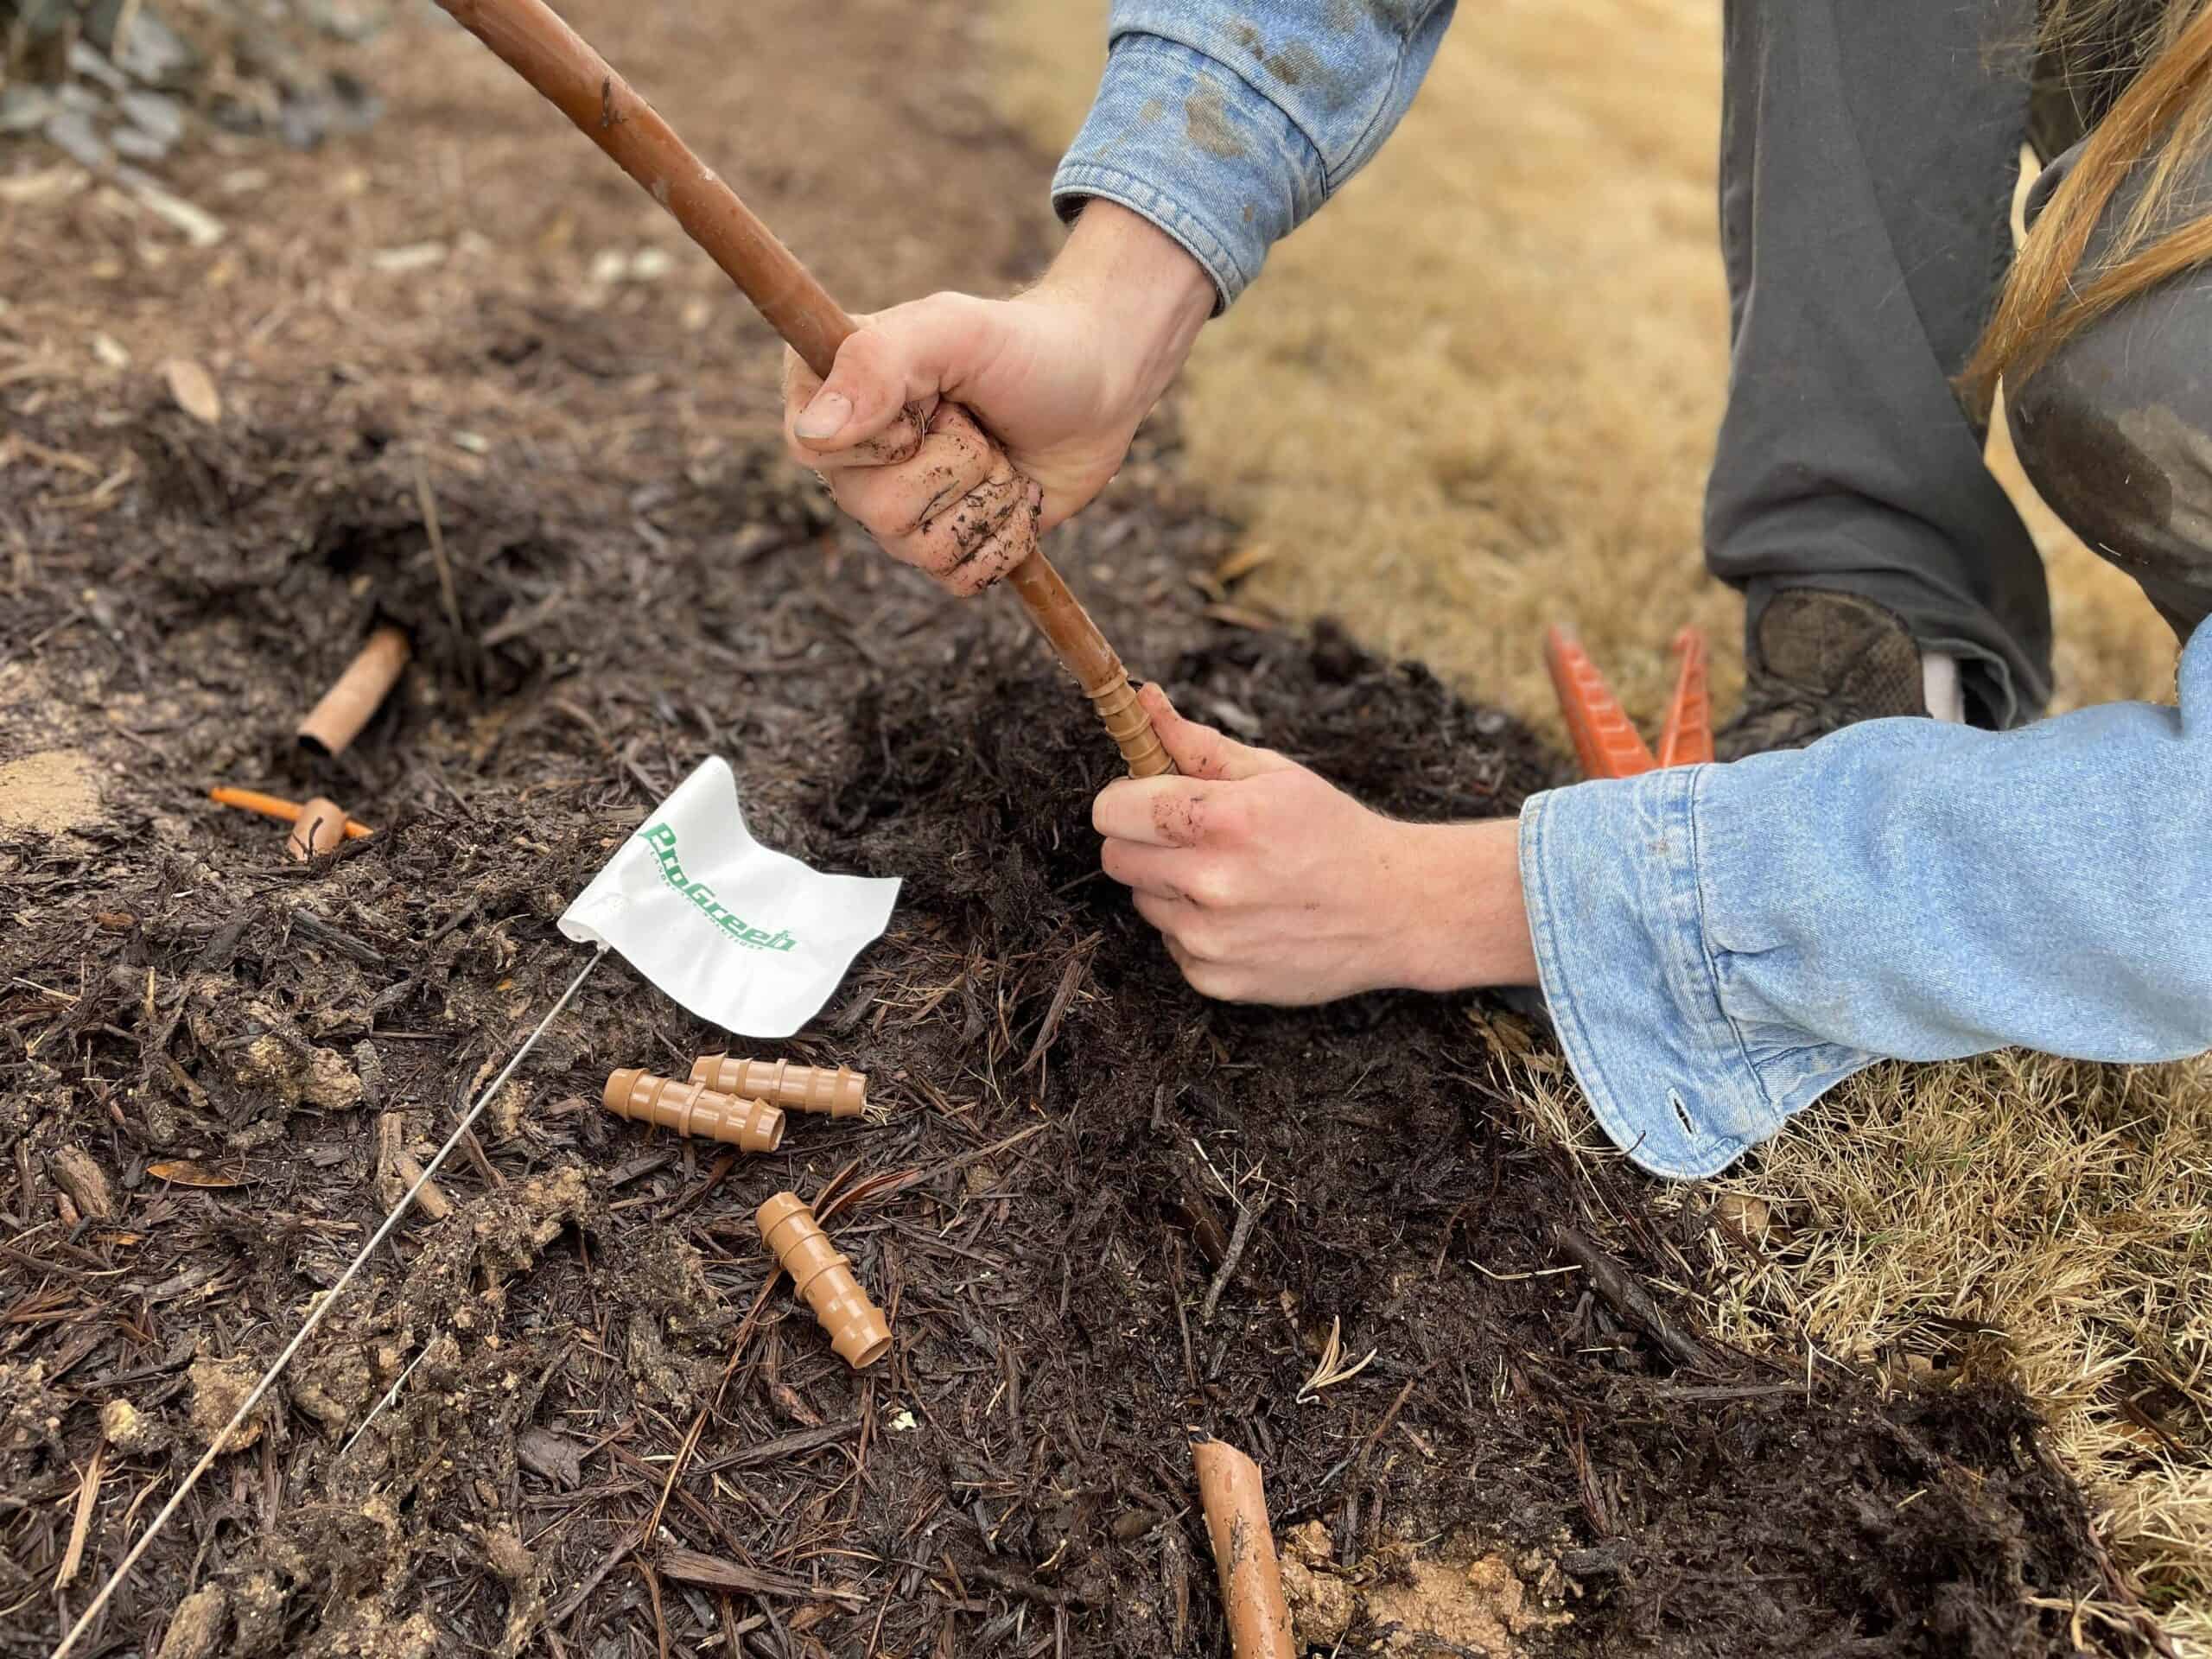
{"left": 602, "top": 1069, "right": 785, "bottom": 1153}
{"left": 1087, "top": 673, "right": 1172, "bottom": 778}
{"left": 690, "top": 1056, "right": 867, "bottom": 1119}
{"left": 757, "top": 1192, "right": 891, "bottom": 1370}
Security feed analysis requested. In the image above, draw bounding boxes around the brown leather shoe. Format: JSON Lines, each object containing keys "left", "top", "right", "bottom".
{"left": 1714, "top": 590, "right": 1927, "bottom": 760}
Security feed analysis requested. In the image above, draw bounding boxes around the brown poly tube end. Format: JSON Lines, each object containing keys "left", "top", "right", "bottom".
{"left": 757, "top": 1192, "right": 892, "bottom": 1371}
{"left": 833, "top": 1305, "right": 892, "bottom": 1370}
{"left": 286, "top": 798, "right": 350, "bottom": 860}
{"left": 298, "top": 624, "right": 411, "bottom": 758}
{"left": 745, "top": 1099, "right": 789, "bottom": 1153}
{"left": 1192, "top": 1435, "right": 1297, "bottom": 1659}
{"left": 604, "top": 1067, "right": 645, "bottom": 1115}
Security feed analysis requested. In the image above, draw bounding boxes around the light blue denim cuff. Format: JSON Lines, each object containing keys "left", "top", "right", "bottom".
{"left": 1052, "top": 33, "right": 1329, "bottom": 308}
{"left": 1519, "top": 768, "right": 1878, "bottom": 1179}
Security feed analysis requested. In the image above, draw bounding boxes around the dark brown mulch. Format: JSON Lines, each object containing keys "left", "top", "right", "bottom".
{"left": 0, "top": 356, "right": 2149, "bottom": 1658}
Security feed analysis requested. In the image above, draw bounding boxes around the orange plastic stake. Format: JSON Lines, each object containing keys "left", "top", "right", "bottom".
{"left": 1656, "top": 628, "right": 1714, "bottom": 767}
{"left": 1544, "top": 626, "right": 1717, "bottom": 779}
{"left": 757, "top": 1192, "right": 892, "bottom": 1370}
{"left": 1544, "top": 627, "right": 1657, "bottom": 779}
{"left": 207, "top": 787, "right": 374, "bottom": 840}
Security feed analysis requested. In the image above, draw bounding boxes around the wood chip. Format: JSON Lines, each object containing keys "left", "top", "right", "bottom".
{"left": 114, "top": 164, "right": 225, "bottom": 248}
{"left": 54, "top": 1446, "right": 103, "bottom": 1592}
{"left": 1212, "top": 541, "right": 1277, "bottom": 584}
{"left": 658, "top": 1547, "right": 861, "bottom": 1604}
{"left": 517, "top": 1426, "right": 586, "bottom": 1489}
{"left": 377, "top": 1112, "right": 453, "bottom": 1219}
{"left": 147, "top": 1159, "right": 247, "bottom": 1189}
{"left": 161, "top": 358, "right": 221, "bottom": 424}
{"left": 51, "top": 1147, "right": 117, "bottom": 1219}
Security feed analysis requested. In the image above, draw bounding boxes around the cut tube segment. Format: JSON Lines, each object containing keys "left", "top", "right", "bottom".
{"left": 602, "top": 1069, "right": 785, "bottom": 1153}
{"left": 1192, "top": 1434, "right": 1296, "bottom": 1659}
{"left": 286, "top": 797, "right": 351, "bottom": 860}
{"left": 757, "top": 1192, "right": 891, "bottom": 1369}
{"left": 298, "top": 625, "right": 410, "bottom": 758}
{"left": 690, "top": 1056, "right": 867, "bottom": 1119}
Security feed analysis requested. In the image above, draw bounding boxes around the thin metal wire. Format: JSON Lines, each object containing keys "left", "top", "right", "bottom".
{"left": 51, "top": 947, "right": 607, "bottom": 1659}
{"left": 338, "top": 1341, "right": 431, "bottom": 1459}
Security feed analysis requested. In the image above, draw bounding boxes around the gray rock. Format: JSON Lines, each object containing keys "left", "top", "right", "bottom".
{"left": 41, "top": 108, "right": 111, "bottom": 171}
{"left": 0, "top": 86, "right": 56, "bottom": 136}
{"left": 277, "top": 74, "right": 381, "bottom": 149}
{"left": 302, "top": 0, "right": 390, "bottom": 43}
{"left": 111, "top": 125, "right": 170, "bottom": 161}
{"left": 66, "top": 40, "right": 131, "bottom": 92}
{"left": 84, "top": 0, "right": 196, "bottom": 87}
{"left": 118, "top": 88, "right": 184, "bottom": 146}
{"left": 6, "top": 0, "right": 75, "bottom": 46}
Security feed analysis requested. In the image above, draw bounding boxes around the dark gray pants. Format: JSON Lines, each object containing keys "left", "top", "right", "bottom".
{"left": 1710, "top": 0, "right": 2207, "bottom": 725}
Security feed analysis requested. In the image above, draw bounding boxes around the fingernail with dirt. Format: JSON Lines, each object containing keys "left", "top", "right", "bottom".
{"left": 794, "top": 390, "right": 849, "bottom": 442}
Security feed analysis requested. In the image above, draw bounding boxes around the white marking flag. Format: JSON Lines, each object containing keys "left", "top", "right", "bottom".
{"left": 560, "top": 757, "right": 899, "bottom": 1038}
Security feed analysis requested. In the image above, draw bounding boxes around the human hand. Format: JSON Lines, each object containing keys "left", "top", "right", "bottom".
{"left": 1092, "top": 686, "right": 1537, "bottom": 1003}
{"left": 781, "top": 201, "right": 1212, "bottom": 595}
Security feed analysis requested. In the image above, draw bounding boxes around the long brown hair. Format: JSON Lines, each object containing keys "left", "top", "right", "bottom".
{"left": 1965, "top": 0, "right": 2212, "bottom": 406}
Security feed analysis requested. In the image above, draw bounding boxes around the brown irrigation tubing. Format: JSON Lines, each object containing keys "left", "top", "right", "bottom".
{"left": 298, "top": 624, "right": 410, "bottom": 757}
{"left": 429, "top": 0, "right": 1171, "bottom": 777}
{"left": 1192, "top": 1434, "right": 1297, "bottom": 1659}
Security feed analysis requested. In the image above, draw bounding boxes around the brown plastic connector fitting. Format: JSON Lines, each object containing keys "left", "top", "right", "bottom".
{"left": 1192, "top": 1435, "right": 1296, "bottom": 1659}
{"left": 286, "top": 797, "right": 350, "bottom": 860}
{"left": 602, "top": 1069, "right": 785, "bottom": 1153}
{"left": 756, "top": 1192, "right": 891, "bottom": 1370}
{"left": 298, "top": 625, "right": 410, "bottom": 758}
{"left": 689, "top": 1056, "right": 868, "bottom": 1120}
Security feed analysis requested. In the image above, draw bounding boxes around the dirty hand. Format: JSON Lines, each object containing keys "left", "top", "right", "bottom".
{"left": 1092, "top": 687, "right": 1539, "bottom": 1003}
{"left": 783, "top": 201, "right": 1212, "bottom": 595}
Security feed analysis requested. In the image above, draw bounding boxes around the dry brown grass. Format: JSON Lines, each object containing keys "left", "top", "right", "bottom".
{"left": 991, "top": 0, "right": 2211, "bottom": 1645}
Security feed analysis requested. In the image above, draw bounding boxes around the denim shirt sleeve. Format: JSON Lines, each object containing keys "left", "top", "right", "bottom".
{"left": 1052, "top": 2, "right": 1458, "bottom": 307}
{"left": 1519, "top": 624, "right": 2212, "bottom": 1181}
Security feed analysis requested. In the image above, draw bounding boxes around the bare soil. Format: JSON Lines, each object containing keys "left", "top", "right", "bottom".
{"left": 0, "top": 3, "right": 2164, "bottom": 1656}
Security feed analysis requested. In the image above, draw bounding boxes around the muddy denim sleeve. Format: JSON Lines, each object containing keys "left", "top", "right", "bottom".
{"left": 1519, "top": 625, "right": 2212, "bottom": 1181}
{"left": 1052, "top": 2, "right": 1456, "bottom": 306}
